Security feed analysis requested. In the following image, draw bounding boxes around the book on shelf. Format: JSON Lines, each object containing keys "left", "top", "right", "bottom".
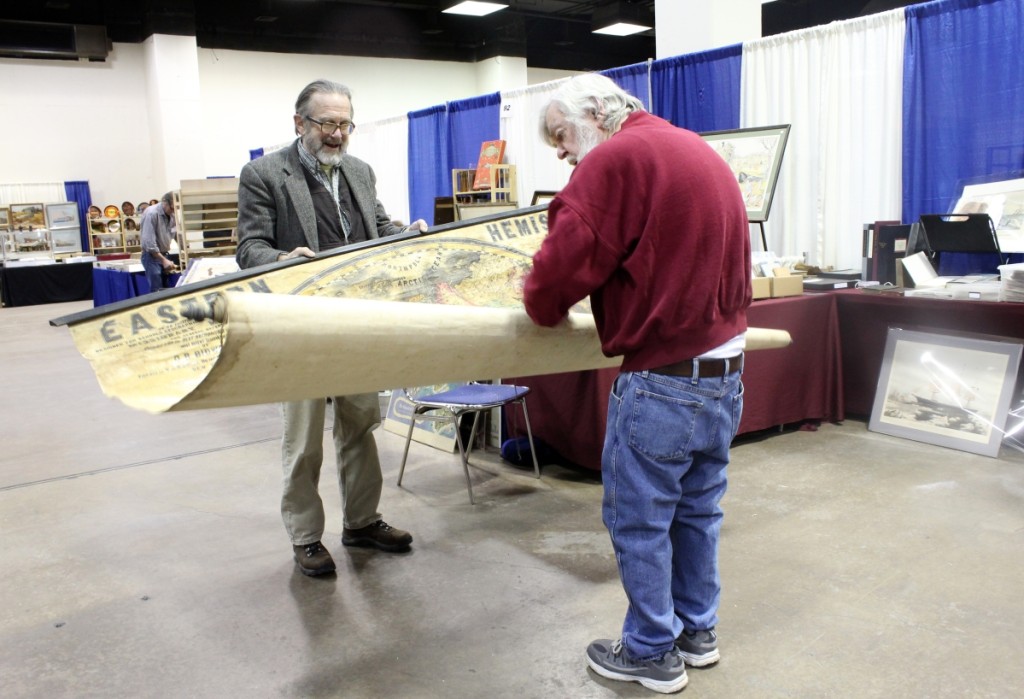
{"left": 472, "top": 139, "right": 506, "bottom": 190}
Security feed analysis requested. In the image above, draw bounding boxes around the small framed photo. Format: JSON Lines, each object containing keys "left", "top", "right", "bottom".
{"left": 699, "top": 124, "right": 791, "bottom": 223}
{"left": 9, "top": 202, "right": 46, "bottom": 229}
{"left": 50, "top": 228, "right": 83, "bottom": 253}
{"left": 0, "top": 206, "right": 10, "bottom": 230}
{"left": 46, "top": 202, "right": 80, "bottom": 230}
{"left": 869, "top": 328, "right": 1023, "bottom": 457}
{"left": 531, "top": 190, "right": 559, "bottom": 207}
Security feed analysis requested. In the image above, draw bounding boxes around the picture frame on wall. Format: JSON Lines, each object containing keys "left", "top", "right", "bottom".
{"left": 699, "top": 124, "right": 791, "bottom": 223}
{"left": 9, "top": 203, "right": 46, "bottom": 229}
{"left": 868, "top": 328, "right": 1023, "bottom": 457}
{"left": 0, "top": 206, "right": 10, "bottom": 230}
{"left": 45, "top": 202, "right": 81, "bottom": 230}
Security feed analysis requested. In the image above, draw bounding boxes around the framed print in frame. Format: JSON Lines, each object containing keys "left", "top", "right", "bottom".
{"left": 868, "top": 328, "right": 1023, "bottom": 457}
{"left": 699, "top": 124, "right": 791, "bottom": 223}
{"left": 382, "top": 385, "right": 461, "bottom": 452}
{"left": 531, "top": 190, "right": 558, "bottom": 206}
{"left": 45, "top": 202, "right": 80, "bottom": 230}
{"left": 0, "top": 206, "right": 10, "bottom": 230}
{"left": 9, "top": 202, "right": 46, "bottom": 229}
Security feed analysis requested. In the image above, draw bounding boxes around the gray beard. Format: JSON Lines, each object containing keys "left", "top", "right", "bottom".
{"left": 315, "top": 145, "right": 345, "bottom": 167}
{"left": 573, "top": 122, "right": 604, "bottom": 165}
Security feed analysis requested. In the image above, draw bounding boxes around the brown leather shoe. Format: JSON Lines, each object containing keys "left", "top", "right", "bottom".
{"left": 293, "top": 541, "right": 336, "bottom": 576}
{"left": 342, "top": 520, "right": 413, "bottom": 552}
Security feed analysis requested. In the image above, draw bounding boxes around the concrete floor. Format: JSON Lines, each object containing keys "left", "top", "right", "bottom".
{"left": 2, "top": 299, "right": 1023, "bottom": 698}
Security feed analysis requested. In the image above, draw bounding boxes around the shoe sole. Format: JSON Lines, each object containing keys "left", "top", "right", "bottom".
{"left": 341, "top": 537, "right": 412, "bottom": 552}
{"left": 586, "top": 656, "right": 688, "bottom": 694}
{"left": 294, "top": 558, "right": 336, "bottom": 576}
{"left": 679, "top": 648, "right": 720, "bottom": 667}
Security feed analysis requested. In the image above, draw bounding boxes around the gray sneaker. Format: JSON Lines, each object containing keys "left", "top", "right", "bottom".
{"left": 675, "top": 627, "right": 720, "bottom": 667}
{"left": 586, "top": 638, "right": 688, "bottom": 694}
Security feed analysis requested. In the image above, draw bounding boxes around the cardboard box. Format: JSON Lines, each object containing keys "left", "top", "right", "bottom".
{"left": 752, "top": 276, "right": 771, "bottom": 299}
{"left": 771, "top": 274, "right": 804, "bottom": 298}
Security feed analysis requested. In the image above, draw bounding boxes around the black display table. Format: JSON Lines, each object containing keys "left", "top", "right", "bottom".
{"left": 1, "top": 262, "right": 93, "bottom": 307}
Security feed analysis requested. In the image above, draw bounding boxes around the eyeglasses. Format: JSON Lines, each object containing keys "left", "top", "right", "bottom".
{"left": 304, "top": 116, "right": 356, "bottom": 135}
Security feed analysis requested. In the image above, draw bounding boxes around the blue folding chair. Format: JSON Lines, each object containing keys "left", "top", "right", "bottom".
{"left": 397, "top": 382, "right": 541, "bottom": 504}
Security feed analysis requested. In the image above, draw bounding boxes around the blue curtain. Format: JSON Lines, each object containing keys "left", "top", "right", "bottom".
{"left": 407, "top": 104, "right": 450, "bottom": 225}
{"left": 448, "top": 93, "right": 501, "bottom": 178}
{"left": 903, "top": 0, "right": 1024, "bottom": 273}
{"left": 63, "top": 180, "right": 92, "bottom": 253}
{"left": 650, "top": 44, "right": 742, "bottom": 132}
{"left": 601, "top": 61, "right": 651, "bottom": 110}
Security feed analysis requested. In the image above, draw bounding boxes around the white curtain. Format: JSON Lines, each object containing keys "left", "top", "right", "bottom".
{"left": 346, "top": 114, "right": 413, "bottom": 225}
{"left": 0, "top": 183, "right": 67, "bottom": 206}
{"left": 500, "top": 80, "right": 575, "bottom": 207}
{"left": 741, "top": 9, "right": 904, "bottom": 269}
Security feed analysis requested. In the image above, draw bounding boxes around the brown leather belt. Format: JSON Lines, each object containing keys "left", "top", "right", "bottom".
{"left": 649, "top": 355, "right": 743, "bottom": 378}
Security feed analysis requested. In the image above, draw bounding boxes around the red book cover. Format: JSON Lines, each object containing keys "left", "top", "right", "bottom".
{"left": 472, "top": 139, "right": 506, "bottom": 190}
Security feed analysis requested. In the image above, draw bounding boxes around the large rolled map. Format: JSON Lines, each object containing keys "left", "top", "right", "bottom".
{"left": 51, "top": 207, "right": 790, "bottom": 413}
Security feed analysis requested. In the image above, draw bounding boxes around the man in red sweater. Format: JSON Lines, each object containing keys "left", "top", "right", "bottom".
{"left": 524, "top": 73, "right": 752, "bottom": 694}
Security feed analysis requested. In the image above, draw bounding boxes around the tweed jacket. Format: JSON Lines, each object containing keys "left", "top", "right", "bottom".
{"left": 235, "top": 140, "right": 405, "bottom": 270}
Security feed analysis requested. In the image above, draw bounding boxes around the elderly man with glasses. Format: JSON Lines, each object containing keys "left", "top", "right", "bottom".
{"left": 236, "top": 79, "right": 427, "bottom": 578}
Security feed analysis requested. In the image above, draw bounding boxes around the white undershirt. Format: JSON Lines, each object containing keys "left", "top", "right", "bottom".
{"left": 697, "top": 333, "right": 746, "bottom": 359}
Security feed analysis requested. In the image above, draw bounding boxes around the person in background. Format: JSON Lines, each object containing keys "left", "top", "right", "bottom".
{"left": 523, "top": 73, "right": 752, "bottom": 694}
{"left": 236, "top": 78, "right": 427, "bottom": 578}
{"left": 139, "top": 191, "right": 175, "bottom": 293}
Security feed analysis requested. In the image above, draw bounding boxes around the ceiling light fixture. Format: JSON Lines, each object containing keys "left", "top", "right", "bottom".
{"left": 592, "top": 1, "right": 653, "bottom": 37}
{"left": 442, "top": 1, "right": 509, "bottom": 17}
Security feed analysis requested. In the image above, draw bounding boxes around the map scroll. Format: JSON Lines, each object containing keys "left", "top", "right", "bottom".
{"left": 51, "top": 207, "right": 790, "bottom": 413}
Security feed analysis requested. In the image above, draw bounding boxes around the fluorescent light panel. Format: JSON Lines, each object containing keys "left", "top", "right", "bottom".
{"left": 591, "top": 1, "right": 653, "bottom": 37}
{"left": 443, "top": 1, "right": 508, "bottom": 16}
{"left": 592, "top": 21, "right": 650, "bottom": 37}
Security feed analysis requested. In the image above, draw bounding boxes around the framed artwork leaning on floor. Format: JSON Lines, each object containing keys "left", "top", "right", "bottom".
{"left": 869, "top": 327, "right": 1023, "bottom": 457}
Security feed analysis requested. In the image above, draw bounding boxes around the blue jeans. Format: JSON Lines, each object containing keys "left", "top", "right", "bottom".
{"left": 602, "top": 364, "right": 744, "bottom": 661}
{"left": 140, "top": 251, "right": 167, "bottom": 293}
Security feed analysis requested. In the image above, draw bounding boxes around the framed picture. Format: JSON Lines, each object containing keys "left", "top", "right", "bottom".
{"left": 950, "top": 173, "right": 1024, "bottom": 252}
{"left": 50, "top": 228, "right": 83, "bottom": 254}
{"left": 9, "top": 202, "right": 46, "bottom": 229}
{"left": 382, "top": 385, "right": 462, "bottom": 452}
{"left": 868, "top": 328, "right": 1023, "bottom": 457}
{"left": 531, "top": 190, "right": 559, "bottom": 206}
{"left": 699, "top": 124, "right": 791, "bottom": 223}
{"left": 0, "top": 206, "right": 9, "bottom": 231}
{"left": 45, "top": 202, "right": 80, "bottom": 230}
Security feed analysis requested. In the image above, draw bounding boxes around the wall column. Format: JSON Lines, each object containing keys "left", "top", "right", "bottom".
{"left": 655, "top": 0, "right": 763, "bottom": 58}
{"left": 142, "top": 34, "right": 206, "bottom": 193}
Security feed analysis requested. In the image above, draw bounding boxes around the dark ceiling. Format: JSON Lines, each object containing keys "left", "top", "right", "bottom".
{"left": 0, "top": 0, "right": 915, "bottom": 72}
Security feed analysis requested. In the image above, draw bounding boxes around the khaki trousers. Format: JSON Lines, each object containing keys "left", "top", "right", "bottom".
{"left": 280, "top": 393, "right": 383, "bottom": 545}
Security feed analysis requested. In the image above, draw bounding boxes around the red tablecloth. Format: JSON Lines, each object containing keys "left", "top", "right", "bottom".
{"left": 509, "top": 293, "right": 845, "bottom": 470}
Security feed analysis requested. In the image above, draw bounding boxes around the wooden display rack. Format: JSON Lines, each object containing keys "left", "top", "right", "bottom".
{"left": 451, "top": 164, "right": 517, "bottom": 221}
{"left": 174, "top": 178, "right": 239, "bottom": 267}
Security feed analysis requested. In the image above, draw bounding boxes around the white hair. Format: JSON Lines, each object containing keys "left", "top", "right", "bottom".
{"left": 539, "top": 73, "right": 644, "bottom": 145}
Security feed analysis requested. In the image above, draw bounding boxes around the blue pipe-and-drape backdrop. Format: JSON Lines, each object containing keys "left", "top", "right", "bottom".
{"left": 63, "top": 180, "right": 92, "bottom": 253}
{"left": 903, "top": 0, "right": 1024, "bottom": 274}
{"left": 649, "top": 44, "right": 742, "bottom": 133}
